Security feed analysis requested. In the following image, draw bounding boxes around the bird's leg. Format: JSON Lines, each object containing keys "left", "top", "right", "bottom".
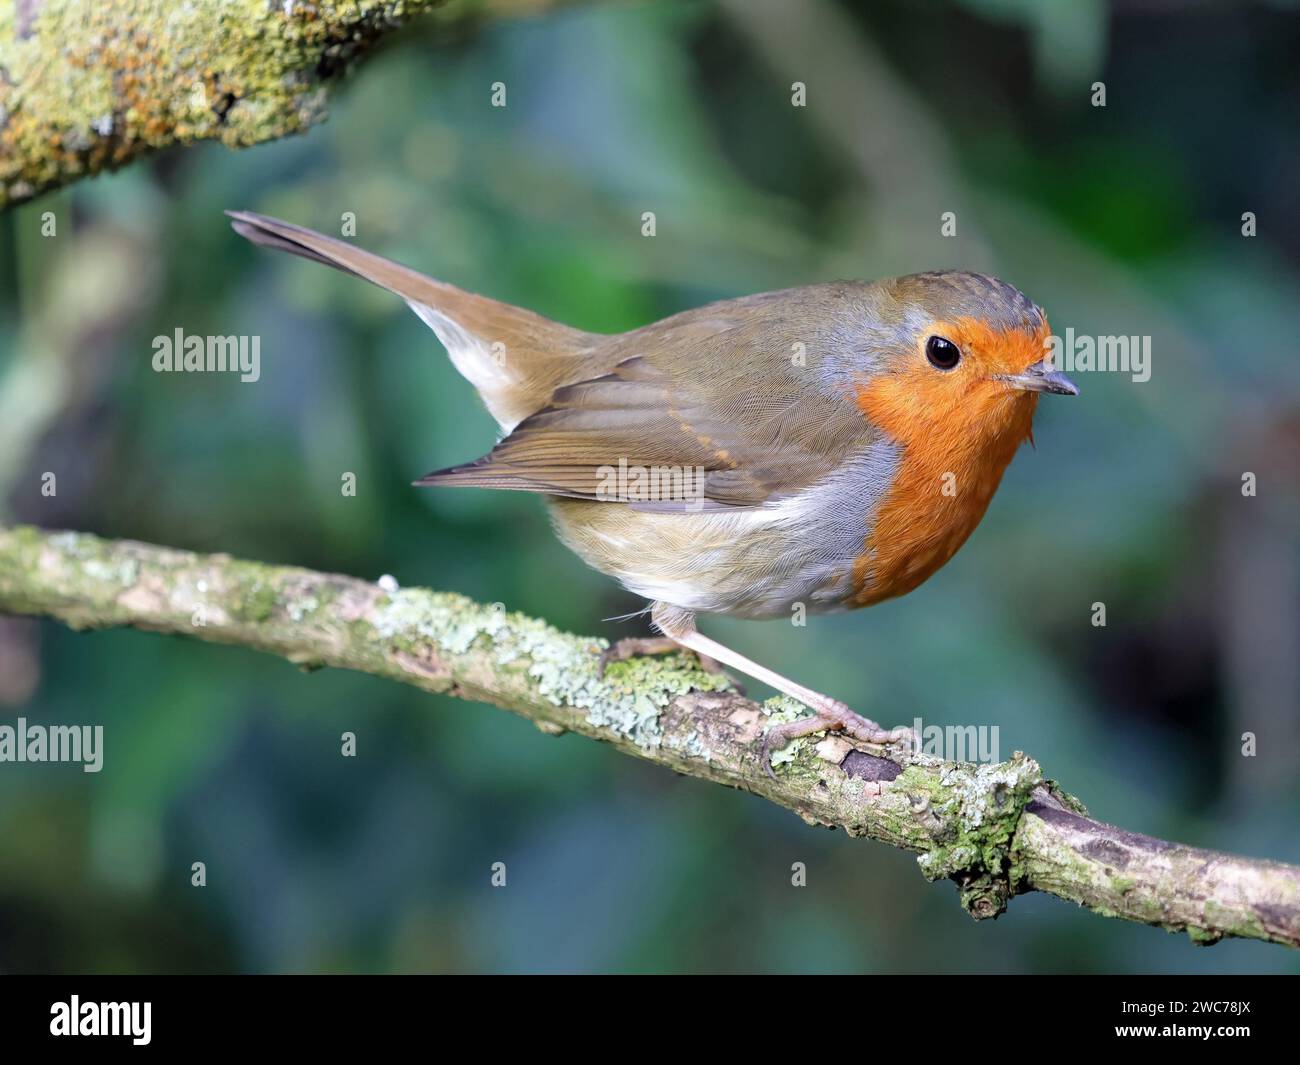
{"left": 598, "top": 636, "right": 726, "bottom": 678}
{"left": 650, "top": 602, "right": 914, "bottom": 775}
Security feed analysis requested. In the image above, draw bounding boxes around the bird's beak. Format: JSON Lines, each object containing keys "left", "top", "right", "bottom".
{"left": 996, "top": 359, "right": 1079, "bottom": 396}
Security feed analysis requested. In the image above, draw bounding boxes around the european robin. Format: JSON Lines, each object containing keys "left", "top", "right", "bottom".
{"left": 228, "top": 211, "right": 1077, "bottom": 768}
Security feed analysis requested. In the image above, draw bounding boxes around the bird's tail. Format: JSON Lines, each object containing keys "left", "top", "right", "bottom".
{"left": 226, "top": 210, "right": 597, "bottom": 430}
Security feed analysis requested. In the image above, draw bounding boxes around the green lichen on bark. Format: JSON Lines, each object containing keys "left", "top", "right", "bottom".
{"left": 762, "top": 710, "right": 1045, "bottom": 919}
{"left": 368, "top": 585, "right": 733, "bottom": 749}
{"left": 760, "top": 695, "right": 819, "bottom": 768}
{"left": 596, "top": 653, "right": 733, "bottom": 748}
{"left": 903, "top": 753, "right": 1042, "bottom": 920}
{"left": 0, "top": 0, "right": 446, "bottom": 208}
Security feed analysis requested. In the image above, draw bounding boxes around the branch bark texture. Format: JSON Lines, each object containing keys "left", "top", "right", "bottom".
{"left": 0, "top": 0, "right": 448, "bottom": 208}
{"left": 1, "top": 523, "right": 1298, "bottom": 950}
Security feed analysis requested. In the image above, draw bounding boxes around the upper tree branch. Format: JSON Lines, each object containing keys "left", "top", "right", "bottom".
{"left": 0, "top": 0, "right": 458, "bottom": 209}
{"left": 1, "top": 522, "right": 1298, "bottom": 949}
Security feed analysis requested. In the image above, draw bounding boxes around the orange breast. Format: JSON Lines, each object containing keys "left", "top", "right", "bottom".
{"left": 850, "top": 358, "right": 1037, "bottom": 606}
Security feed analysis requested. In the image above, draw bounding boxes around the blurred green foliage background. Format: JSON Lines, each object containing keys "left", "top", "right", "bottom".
{"left": 1, "top": 0, "right": 1298, "bottom": 973}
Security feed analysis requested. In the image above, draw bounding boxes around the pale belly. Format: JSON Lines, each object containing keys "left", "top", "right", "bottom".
{"left": 546, "top": 439, "right": 901, "bottom": 619}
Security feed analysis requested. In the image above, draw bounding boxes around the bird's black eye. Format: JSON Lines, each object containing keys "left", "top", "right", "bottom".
{"left": 925, "top": 335, "right": 961, "bottom": 370}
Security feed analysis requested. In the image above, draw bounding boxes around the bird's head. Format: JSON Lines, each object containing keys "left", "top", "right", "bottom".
{"left": 854, "top": 271, "right": 1076, "bottom": 455}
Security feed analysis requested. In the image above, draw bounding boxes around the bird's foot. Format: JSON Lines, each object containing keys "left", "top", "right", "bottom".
{"left": 761, "top": 699, "right": 915, "bottom": 778}
{"left": 598, "top": 636, "right": 737, "bottom": 688}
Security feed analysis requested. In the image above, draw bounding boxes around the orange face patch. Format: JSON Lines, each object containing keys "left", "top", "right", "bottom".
{"left": 848, "top": 315, "right": 1049, "bottom": 605}
{"left": 854, "top": 314, "right": 1051, "bottom": 451}
{"left": 942, "top": 315, "right": 1053, "bottom": 377}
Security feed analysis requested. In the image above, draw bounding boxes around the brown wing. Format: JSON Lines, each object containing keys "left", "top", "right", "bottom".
{"left": 417, "top": 296, "right": 875, "bottom": 510}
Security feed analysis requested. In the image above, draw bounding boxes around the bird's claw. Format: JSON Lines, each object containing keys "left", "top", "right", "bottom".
{"left": 761, "top": 704, "right": 915, "bottom": 778}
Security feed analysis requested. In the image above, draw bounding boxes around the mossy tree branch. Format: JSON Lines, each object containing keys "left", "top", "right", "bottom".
{"left": 0, "top": 0, "right": 459, "bottom": 209}
{"left": 2, "top": 522, "right": 1298, "bottom": 949}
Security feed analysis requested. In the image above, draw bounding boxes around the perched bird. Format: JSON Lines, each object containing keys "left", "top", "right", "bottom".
{"left": 227, "top": 211, "right": 1077, "bottom": 766}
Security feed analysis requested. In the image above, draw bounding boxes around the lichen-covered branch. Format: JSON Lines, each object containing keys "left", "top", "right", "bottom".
{"left": 0, "top": 0, "right": 449, "bottom": 208}
{"left": 1, "top": 522, "right": 1298, "bottom": 949}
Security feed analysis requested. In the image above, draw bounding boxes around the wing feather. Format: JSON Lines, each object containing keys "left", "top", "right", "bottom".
{"left": 417, "top": 300, "right": 877, "bottom": 509}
